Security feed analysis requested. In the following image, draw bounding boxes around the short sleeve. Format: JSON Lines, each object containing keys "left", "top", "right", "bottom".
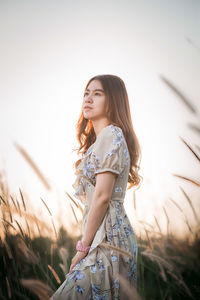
{"left": 90, "top": 125, "right": 127, "bottom": 175}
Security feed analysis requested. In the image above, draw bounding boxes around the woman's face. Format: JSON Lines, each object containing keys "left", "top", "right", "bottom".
{"left": 82, "top": 80, "right": 108, "bottom": 121}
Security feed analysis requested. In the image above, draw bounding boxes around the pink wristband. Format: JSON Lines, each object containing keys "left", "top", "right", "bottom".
{"left": 76, "top": 240, "right": 91, "bottom": 253}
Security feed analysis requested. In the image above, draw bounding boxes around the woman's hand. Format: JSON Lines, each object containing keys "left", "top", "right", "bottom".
{"left": 69, "top": 251, "right": 88, "bottom": 274}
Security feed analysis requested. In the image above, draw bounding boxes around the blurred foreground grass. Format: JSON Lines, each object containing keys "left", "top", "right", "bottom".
{"left": 0, "top": 169, "right": 199, "bottom": 300}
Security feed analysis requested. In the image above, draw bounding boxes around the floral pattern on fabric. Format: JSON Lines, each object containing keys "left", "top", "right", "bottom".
{"left": 50, "top": 125, "right": 138, "bottom": 300}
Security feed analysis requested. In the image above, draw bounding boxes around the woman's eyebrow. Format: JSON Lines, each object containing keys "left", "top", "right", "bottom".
{"left": 86, "top": 88, "right": 105, "bottom": 93}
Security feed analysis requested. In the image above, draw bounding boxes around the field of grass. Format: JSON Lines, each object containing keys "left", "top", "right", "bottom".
{"left": 0, "top": 164, "right": 199, "bottom": 300}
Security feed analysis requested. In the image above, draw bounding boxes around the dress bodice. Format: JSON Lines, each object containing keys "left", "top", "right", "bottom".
{"left": 72, "top": 124, "right": 131, "bottom": 210}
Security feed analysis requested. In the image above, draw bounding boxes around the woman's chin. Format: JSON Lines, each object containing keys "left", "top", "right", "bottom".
{"left": 84, "top": 112, "right": 93, "bottom": 119}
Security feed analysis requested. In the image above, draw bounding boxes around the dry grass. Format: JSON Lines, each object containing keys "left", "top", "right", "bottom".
{"left": 20, "top": 279, "right": 54, "bottom": 300}
{"left": 1, "top": 166, "right": 199, "bottom": 299}
{"left": 13, "top": 141, "right": 51, "bottom": 190}
{"left": 118, "top": 272, "right": 142, "bottom": 300}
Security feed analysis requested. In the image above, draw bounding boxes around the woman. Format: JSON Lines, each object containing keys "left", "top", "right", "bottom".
{"left": 50, "top": 74, "right": 142, "bottom": 299}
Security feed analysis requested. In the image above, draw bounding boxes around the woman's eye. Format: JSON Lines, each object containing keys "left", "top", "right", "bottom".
{"left": 84, "top": 92, "right": 101, "bottom": 96}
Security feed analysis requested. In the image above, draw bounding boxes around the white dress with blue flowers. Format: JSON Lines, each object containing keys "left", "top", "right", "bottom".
{"left": 50, "top": 124, "right": 138, "bottom": 300}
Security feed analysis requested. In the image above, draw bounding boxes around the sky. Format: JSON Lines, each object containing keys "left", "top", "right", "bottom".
{"left": 0, "top": 0, "right": 200, "bottom": 239}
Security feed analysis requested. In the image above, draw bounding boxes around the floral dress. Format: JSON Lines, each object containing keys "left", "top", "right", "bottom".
{"left": 50, "top": 124, "right": 138, "bottom": 300}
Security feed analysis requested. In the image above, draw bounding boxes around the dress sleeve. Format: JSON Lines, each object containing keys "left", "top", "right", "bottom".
{"left": 91, "top": 125, "right": 128, "bottom": 175}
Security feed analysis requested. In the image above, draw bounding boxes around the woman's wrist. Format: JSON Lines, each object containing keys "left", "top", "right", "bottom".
{"left": 81, "top": 239, "right": 91, "bottom": 247}
{"left": 76, "top": 240, "right": 91, "bottom": 253}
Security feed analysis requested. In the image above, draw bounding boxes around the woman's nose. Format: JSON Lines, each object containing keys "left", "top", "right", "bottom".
{"left": 85, "top": 95, "right": 93, "bottom": 103}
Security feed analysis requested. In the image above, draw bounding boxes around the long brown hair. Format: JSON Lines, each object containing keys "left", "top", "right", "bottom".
{"left": 73, "top": 74, "right": 142, "bottom": 190}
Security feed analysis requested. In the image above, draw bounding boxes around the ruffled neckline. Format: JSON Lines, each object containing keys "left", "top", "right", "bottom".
{"left": 82, "top": 124, "right": 115, "bottom": 160}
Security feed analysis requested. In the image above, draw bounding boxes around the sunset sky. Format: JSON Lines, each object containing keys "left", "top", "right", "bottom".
{"left": 0, "top": 0, "right": 199, "bottom": 238}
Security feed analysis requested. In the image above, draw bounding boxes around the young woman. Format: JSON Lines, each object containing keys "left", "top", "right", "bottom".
{"left": 50, "top": 74, "right": 142, "bottom": 299}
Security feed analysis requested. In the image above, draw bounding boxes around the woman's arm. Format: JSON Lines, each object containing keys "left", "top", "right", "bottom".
{"left": 81, "top": 171, "right": 117, "bottom": 247}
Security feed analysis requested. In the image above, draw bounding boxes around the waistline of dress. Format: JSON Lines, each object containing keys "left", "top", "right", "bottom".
{"left": 84, "top": 198, "right": 124, "bottom": 209}
{"left": 110, "top": 198, "right": 124, "bottom": 203}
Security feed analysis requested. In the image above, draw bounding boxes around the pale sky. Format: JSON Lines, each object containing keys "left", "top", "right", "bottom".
{"left": 0, "top": 0, "right": 200, "bottom": 239}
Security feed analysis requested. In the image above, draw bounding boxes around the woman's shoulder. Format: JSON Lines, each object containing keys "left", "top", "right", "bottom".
{"left": 98, "top": 124, "right": 122, "bottom": 137}
{"left": 94, "top": 124, "right": 125, "bottom": 149}
{"left": 82, "top": 125, "right": 124, "bottom": 160}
